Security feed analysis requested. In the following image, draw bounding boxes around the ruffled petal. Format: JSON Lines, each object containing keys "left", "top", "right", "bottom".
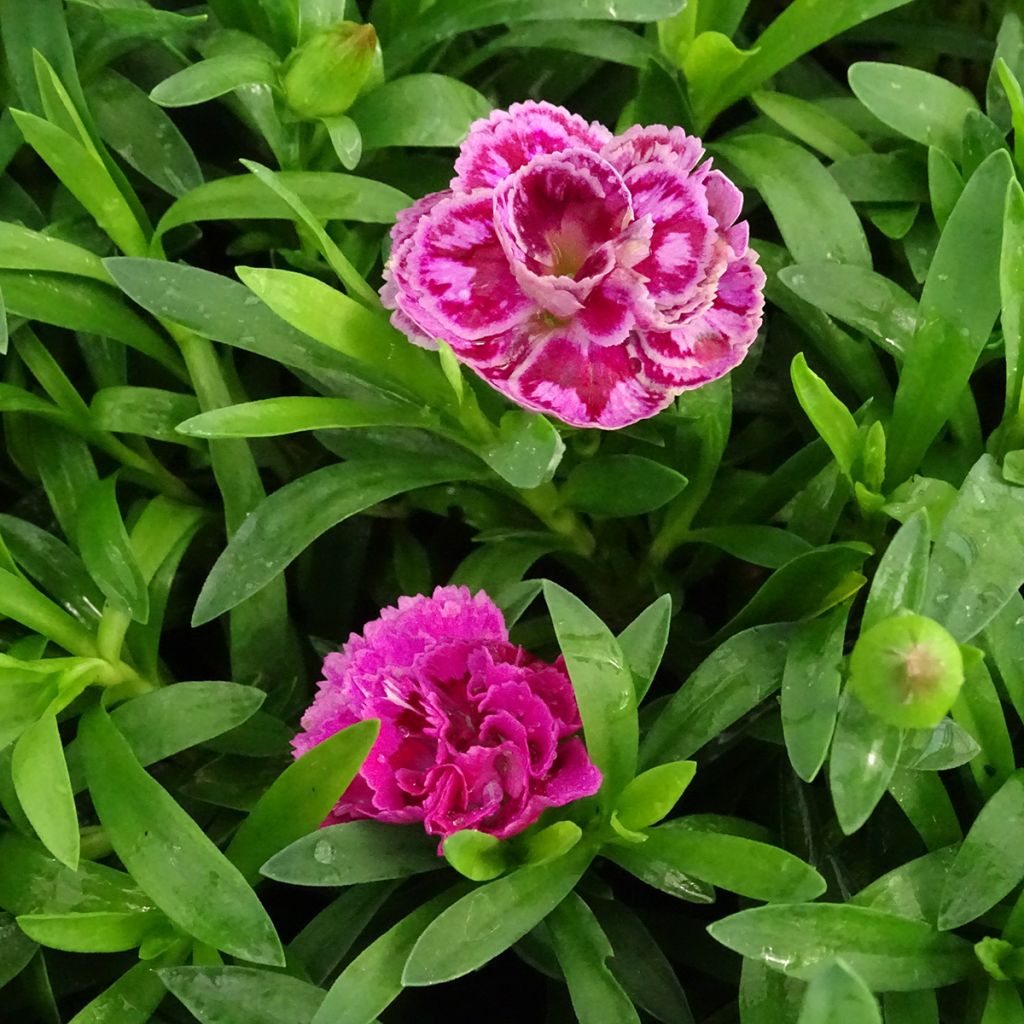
{"left": 601, "top": 123, "right": 704, "bottom": 177}
{"left": 635, "top": 251, "right": 766, "bottom": 388}
{"left": 454, "top": 100, "right": 612, "bottom": 193}
{"left": 406, "top": 190, "right": 534, "bottom": 343}
{"left": 623, "top": 161, "right": 720, "bottom": 309}
{"left": 488, "top": 330, "right": 675, "bottom": 429}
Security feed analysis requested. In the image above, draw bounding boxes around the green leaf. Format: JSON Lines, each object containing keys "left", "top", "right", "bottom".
{"left": 618, "top": 820, "right": 826, "bottom": 903}
{"left": 740, "top": 957, "right": 805, "bottom": 1024}
{"left": 177, "top": 396, "right": 437, "bottom": 439}
{"left": 887, "top": 152, "right": 1014, "bottom": 485}
{"left": 260, "top": 815, "right": 440, "bottom": 888}
{"left": 797, "top": 962, "right": 881, "bottom": 1024}
{"left": 0, "top": 912, "right": 37, "bottom": 989}
{"left": 239, "top": 160, "right": 378, "bottom": 307}
{"left": 79, "top": 705, "right": 284, "bottom": 966}
{"left": 193, "top": 457, "right": 482, "bottom": 624}
{"left": 311, "top": 886, "right": 465, "bottom": 1024}
{"left": 830, "top": 692, "right": 903, "bottom": 835}
{"left": 225, "top": 718, "right": 379, "bottom": 883}
{"left": 456, "top": 20, "right": 661, "bottom": 75}
{"left": 713, "top": 544, "right": 869, "bottom": 642}
{"left": 12, "top": 711, "right": 78, "bottom": 869}
{"left": 565, "top": 455, "right": 687, "bottom": 517}
{"left": 546, "top": 894, "right": 641, "bottom": 1024}
{"left": 350, "top": 74, "right": 491, "bottom": 149}
{"left": 287, "top": 882, "right": 394, "bottom": 986}
{"left": 544, "top": 581, "right": 637, "bottom": 801}
{"left": 849, "top": 62, "right": 979, "bottom": 161}
{"left": 696, "top": 0, "right": 914, "bottom": 128}
{"left": 236, "top": 266, "right": 448, "bottom": 405}
{"left": 90, "top": 387, "right": 200, "bottom": 445}
{"left": 104, "top": 258, "right": 375, "bottom": 402}
{"left": 709, "top": 903, "right": 974, "bottom": 990}
{"left": 923, "top": 456, "right": 1024, "bottom": 641}
{"left": 15, "top": 910, "right": 158, "bottom": 954}
{"left": 782, "top": 602, "right": 849, "bottom": 783}
{"left": 0, "top": 830, "right": 150, "bottom": 916}
{"left": 778, "top": 264, "right": 919, "bottom": 358}
{"left": 66, "top": 682, "right": 267, "bottom": 792}
{"left": 617, "top": 593, "right": 672, "bottom": 702}
{"left": 160, "top": 966, "right": 325, "bottom": 1024}
{"left": 899, "top": 718, "right": 980, "bottom": 771}
{"left": 444, "top": 830, "right": 509, "bottom": 882}
{"left": 852, "top": 847, "right": 957, "bottom": 925}
{"left": 0, "top": 567, "right": 99, "bottom": 657}
{"left": 149, "top": 55, "right": 277, "bottom": 108}
{"left": 928, "top": 147, "right": 963, "bottom": 231}
{"left": 68, "top": 947, "right": 186, "bottom": 1024}
{"left": 862, "top": 511, "right": 930, "bottom": 632}
{"left": 1002, "top": 180, "right": 1024, "bottom": 444}
{"left": 751, "top": 90, "right": 871, "bottom": 161}
{"left": 641, "top": 624, "right": 793, "bottom": 766}
{"left": 89, "top": 70, "right": 203, "bottom": 198}
{"left": 590, "top": 901, "right": 695, "bottom": 1024}
{"left": 0, "top": 271, "right": 184, "bottom": 378}
{"left": 9, "top": 110, "right": 146, "bottom": 257}
{"left": 716, "top": 134, "right": 871, "bottom": 268}
{"left": 403, "top": 844, "right": 591, "bottom": 985}
{"left": 386, "top": 0, "right": 680, "bottom": 71}
{"left": 681, "top": 32, "right": 755, "bottom": 125}
{"left": 950, "top": 659, "right": 1015, "bottom": 794}
{"left": 939, "top": 770, "right": 1024, "bottom": 930}
{"left": 686, "top": 524, "right": 813, "bottom": 569}
{"left": 323, "top": 114, "right": 361, "bottom": 170}
{"left": 77, "top": 475, "right": 149, "bottom": 623}
{"left": 615, "top": 761, "right": 696, "bottom": 830}
{"left": 790, "top": 354, "right": 860, "bottom": 480}
{"left": 154, "top": 172, "right": 408, "bottom": 241}
{"left": 0, "top": 222, "right": 111, "bottom": 283}
{"left": 479, "top": 410, "right": 565, "bottom": 489}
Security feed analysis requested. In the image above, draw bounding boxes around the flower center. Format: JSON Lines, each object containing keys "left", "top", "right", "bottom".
{"left": 545, "top": 226, "right": 590, "bottom": 277}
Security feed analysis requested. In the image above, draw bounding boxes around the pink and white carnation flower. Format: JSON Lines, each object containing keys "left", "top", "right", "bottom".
{"left": 293, "top": 586, "right": 602, "bottom": 844}
{"left": 381, "top": 101, "right": 765, "bottom": 429}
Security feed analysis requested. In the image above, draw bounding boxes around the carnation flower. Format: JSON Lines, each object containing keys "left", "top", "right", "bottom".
{"left": 381, "top": 101, "right": 764, "bottom": 429}
{"left": 293, "top": 586, "right": 602, "bottom": 843}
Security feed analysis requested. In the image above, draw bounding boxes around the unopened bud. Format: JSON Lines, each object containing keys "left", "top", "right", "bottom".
{"left": 282, "top": 22, "right": 378, "bottom": 120}
{"left": 848, "top": 612, "right": 964, "bottom": 729}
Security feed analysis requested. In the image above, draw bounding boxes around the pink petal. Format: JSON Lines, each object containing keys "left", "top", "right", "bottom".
{"left": 623, "top": 161, "right": 720, "bottom": 308}
{"left": 703, "top": 168, "right": 744, "bottom": 232}
{"left": 601, "top": 124, "right": 704, "bottom": 177}
{"left": 381, "top": 189, "right": 451, "bottom": 349}
{"left": 453, "top": 100, "right": 612, "bottom": 193}
{"left": 487, "top": 331, "right": 675, "bottom": 429}
{"left": 407, "top": 189, "right": 534, "bottom": 343}
{"left": 636, "top": 251, "right": 766, "bottom": 388}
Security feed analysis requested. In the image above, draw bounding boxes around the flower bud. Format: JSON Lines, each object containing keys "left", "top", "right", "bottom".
{"left": 282, "top": 22, "right": 378, "bottom": 120}
{"left": 848, "top": 612, "right": 964, "bottom": 729}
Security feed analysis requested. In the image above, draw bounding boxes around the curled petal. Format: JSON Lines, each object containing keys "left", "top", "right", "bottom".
{"left": 454, "top": 100, "right": 612, "bottom": 193}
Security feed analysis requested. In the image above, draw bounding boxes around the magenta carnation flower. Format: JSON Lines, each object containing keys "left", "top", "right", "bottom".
{"left": 381, "top": 101, "right": 765, "bottom": 429}
{"left": 293, "top": 586, "right": 602, "bottom": 843}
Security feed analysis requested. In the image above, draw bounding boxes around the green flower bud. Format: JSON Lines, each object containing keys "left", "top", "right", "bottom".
{"left": 282, "top": 22, "right": 379, "bottom": 120}
{"left": 848, "top": 612, "right": 964, "bottom": 729}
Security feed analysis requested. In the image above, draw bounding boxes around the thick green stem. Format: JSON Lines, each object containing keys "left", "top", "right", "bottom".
{"left": 518, "top": 481, "right": 595, "bottom": 558}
